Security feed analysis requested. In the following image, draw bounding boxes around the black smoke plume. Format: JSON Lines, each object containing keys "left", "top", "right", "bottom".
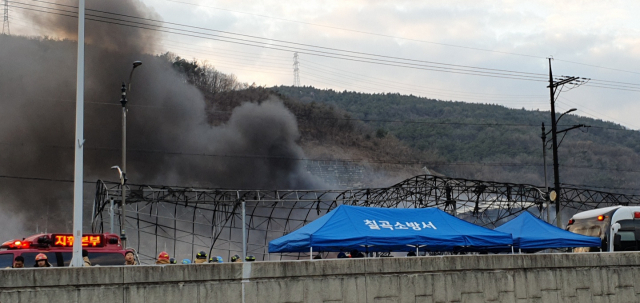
{"left": 0, "top": 0, "right": 323, "bottom": 237}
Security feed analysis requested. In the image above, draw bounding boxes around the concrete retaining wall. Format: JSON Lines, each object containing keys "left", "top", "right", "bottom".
{"left": 2, "top": 253, "right": 640, "bottom": 302}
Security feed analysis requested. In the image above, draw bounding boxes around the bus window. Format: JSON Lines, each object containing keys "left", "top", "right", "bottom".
{"left": 0, "top": 254, "right": 15, "bottom": 268}
{"left": 618, "top": 231, "right": 635, "bottom": 241}
{"left": 20, "top": 252, "right": 59, "bottom": 267}
{"left": 614, "top": 231, "right": 638, "bottom": 251}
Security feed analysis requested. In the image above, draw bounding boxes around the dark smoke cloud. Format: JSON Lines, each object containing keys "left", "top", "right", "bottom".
{"left": 23, "top": 0, "right": 161, "bottom": 54}
{"left": 0, "top": 0, "right": 323, "bottom": 237}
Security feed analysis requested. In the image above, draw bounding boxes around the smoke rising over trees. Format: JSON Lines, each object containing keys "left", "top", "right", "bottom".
{"left": 0, "top": 0, "right": 324, "bottom": 236}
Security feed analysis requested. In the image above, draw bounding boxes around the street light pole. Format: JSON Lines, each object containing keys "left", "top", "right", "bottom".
{"left": 118, "top": 61, "right": 141, "bottom": 248}
{"left": 119, "top": 83, "right": 128, "bottom": 247}
{"left": 70, "top": 0, "right": 85, "bottom": 268}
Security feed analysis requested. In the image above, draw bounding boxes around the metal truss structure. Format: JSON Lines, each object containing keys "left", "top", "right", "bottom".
{"left": 92, "top": 175, "right": 640, "bottom": 264}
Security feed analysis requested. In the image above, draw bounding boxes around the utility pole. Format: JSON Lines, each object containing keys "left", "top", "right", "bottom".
{"left": 293, "top": 52, "right": 300, "bottom": 87}
{"left": 2, "top": 0, "right": 9, "bottom": 35}
{"left": 548, "top": 59, "right": 562, "bottom": 227}
{"left": 541, "top": 123, "right": 550, "bottom": 223}
{"left": 547, "top": 58, "right": 589, "bottom": 227}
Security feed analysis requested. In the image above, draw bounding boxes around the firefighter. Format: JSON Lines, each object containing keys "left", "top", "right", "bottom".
{"left": 7, "top": 256, "right": 24, "bottom": 268}
{"left": 155, "top": 251, "right": 170, "bottom": 265}
{"left": 33, "top": 253, "right": 51, "bottom": 267}
{"left": 208, "top": 256, "right": 223, "bottom": 263}
{"left": 181, "top": 259, "right": 191, "bottom": 264}
{"left": 245, "top": 255, "right": 256, "bottom": 262}
{"left": 82, "top": 250, "right": 92, "bottom": 267}
{"left": 230, "top": 254, "right": 242, "bottom": 263}
{"left": 169, "top": 258, "right": 177, "bottom": 264}
{"left": 124, "top": 251, "right": 137, "bottom": 265}
{"left": 194, "top": 251, "right": 207, "bottom": 264}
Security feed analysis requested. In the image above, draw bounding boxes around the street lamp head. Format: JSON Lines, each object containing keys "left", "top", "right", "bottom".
{"left": 111, "top": 166, "right": 126, "bottom": 185}
{"left": 128, "top": 61, "right": 142, "bottom": 92}
{"left": 566, "top": 108, "right": 577, "bottom": 114}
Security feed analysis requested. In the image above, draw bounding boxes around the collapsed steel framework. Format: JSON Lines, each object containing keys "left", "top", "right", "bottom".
{"left": 92, "top": 175, "right": 640, "bottom": 263}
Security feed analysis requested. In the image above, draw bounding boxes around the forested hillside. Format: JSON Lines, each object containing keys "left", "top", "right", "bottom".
{"left": 272, "top": 86, "right": 640, "bottom": 193}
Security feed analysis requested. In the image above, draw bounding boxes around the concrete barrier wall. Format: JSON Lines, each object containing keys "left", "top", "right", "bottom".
{"left": 2, "top": 253, "right": 640, "bottom": 302}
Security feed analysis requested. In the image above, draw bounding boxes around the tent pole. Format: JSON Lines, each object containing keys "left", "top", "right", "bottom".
{"left": 310, "top": 247, "right": 313, "bottom": 260}
{"left": 511, "top": 246, "right": 514, "bottom": 254}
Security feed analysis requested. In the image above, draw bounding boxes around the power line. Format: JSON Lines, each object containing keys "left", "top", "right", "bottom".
{"left": 22, "top": 93, "right": 639, "bottom": 132}
{"left": 13, "top": 0, "right": 640, "bottom": 93}
{"left": 156, "top": 0, "right": 547, "bottom": 61}
{"left": 560, "top": 182, "right": 640, "bottom": 193}
{"left": 152, "top": 0, "right": 640, "bottom": 77}
{"left": 300, "top": 65, "right": 548, "bottom": 103}
{"left": 7, "top": 1, "right": 553, "bottom": 82}
{"left": 0, "top": 138, "right": 637, "bottom": 174}
{"left": 555, "top": 59, "right": 640, "bottom": 76}
{"left": 299, "top": 59, "right": 546, "bottom": 98}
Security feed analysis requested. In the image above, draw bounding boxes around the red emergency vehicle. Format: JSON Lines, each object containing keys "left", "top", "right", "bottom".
{"left": 0, "top": 233, "right": 129, "bottom": 267}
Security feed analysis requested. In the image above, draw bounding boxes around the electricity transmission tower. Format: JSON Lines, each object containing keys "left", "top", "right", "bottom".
{"left": 293, "top": 52, "right": 300, "bottom": 87}
{"left": 2, "top": 0, "right": 9, "bottom": 35}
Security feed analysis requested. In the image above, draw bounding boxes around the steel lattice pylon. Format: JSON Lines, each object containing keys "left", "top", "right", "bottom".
{"left": 92, "top": 175, "right": 640, "bottom": 263}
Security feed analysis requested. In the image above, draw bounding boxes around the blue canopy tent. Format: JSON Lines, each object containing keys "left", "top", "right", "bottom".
{"left": 269, "top": 205, "right": 513, "bottom": 253}
{"left": 494, "top": 211, "right": 601, "bottom": 251}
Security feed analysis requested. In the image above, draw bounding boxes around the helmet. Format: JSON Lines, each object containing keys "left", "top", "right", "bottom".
{"left": 181, "top": 259, "right": 191, "bottom": 264}
{"left": 245, "top": 255, "right": 256, "bottom": 262}
{"left": 157, "top": 251, "right": 169, "bottom": 260}
{"left": 35, "top": 253, "right": 48, "bottom": 261}
{"left": 216, "top": 256, "right": 223, "bottom": 263}
{"left": 231, "top": 254, "right": 241, "bottom": 262}
{"left": 169, "top": 258, "right": 177, "bottom": 264}
{"left": 196, "top": 251, "right": 207, "bottom": 259}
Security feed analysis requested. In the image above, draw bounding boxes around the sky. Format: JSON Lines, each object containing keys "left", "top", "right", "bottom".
{"left": 7, "top": 0, "right": 640, "bottom": 129}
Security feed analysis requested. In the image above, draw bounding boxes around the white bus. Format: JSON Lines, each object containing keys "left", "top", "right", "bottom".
{"left": 567, "top": 206, "right": 640, "bottom": 252}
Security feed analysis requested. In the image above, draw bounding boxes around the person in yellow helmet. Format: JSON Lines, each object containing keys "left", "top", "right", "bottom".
{"left": 194, "top": 251, "right": 207, "bottom": 264}
{"left": 155, "top": 251, "right": 170, "bottom": 265}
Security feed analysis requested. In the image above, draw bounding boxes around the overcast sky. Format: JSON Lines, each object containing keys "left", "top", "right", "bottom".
{"left": 9, "top": 0, "right": 640, "bottom": 129}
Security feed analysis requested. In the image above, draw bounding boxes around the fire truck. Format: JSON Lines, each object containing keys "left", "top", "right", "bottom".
{"left": 0, "top": 233, "right": 131, "bottom": 267}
